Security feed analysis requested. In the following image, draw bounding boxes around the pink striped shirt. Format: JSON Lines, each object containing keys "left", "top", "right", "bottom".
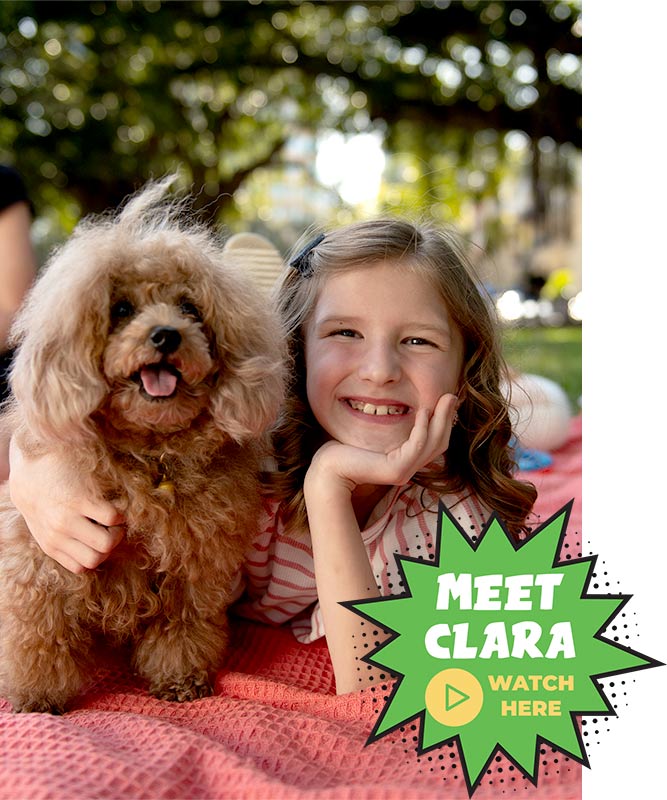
{"left": 233, "top": 478, "right": 488, "bottom": 643}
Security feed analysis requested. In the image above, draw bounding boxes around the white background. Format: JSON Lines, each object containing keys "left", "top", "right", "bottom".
{"left": 582, "top": 3, "right": 667, "bottom": 798}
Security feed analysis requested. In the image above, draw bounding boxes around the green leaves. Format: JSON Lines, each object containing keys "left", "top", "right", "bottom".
{"left": 1, "top": 1, "right": 581, "bottom": 252}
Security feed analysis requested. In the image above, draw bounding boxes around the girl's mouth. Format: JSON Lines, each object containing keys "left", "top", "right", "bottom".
{"left": 345, "top": 399, "right": 410, "bottom": 417}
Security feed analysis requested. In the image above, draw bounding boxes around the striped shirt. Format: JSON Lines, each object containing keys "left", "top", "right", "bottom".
{"left": 233, "top": 478, "right": 489, "bottom": 643}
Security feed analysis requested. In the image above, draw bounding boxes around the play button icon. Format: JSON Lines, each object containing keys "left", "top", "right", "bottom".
{"left": 425, "top": 669, "right": 484, "bottom": 726}
{"left": 445, "top": 682, "right": 470, "bottom": 711}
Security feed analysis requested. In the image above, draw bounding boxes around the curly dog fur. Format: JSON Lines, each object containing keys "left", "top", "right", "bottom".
{"left": 0, "top": 178, "right": 285, "bottom": 713}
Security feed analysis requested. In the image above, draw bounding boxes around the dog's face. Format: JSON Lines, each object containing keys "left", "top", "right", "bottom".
{"left": 102, "top": 273, "right": 217, "bottom": 434}
{"left": 9, "top": 180, "right": 286, "bottom": 448}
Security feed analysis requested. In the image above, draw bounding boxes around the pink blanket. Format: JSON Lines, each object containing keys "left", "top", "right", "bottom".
{"left": 0, "top": 418, "right": 582, "bottom": 799}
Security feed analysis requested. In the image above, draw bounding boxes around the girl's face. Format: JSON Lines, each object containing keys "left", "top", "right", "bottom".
{"left": 304, "top": 261, "right": 464, "bottom": 454}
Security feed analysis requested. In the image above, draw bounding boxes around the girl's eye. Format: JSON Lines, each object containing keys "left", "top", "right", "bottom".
{"left": 404, "top": 337, "right": 436, "bottom": 347}
{"left": 179, "top": 301, "right": 202, "bottom": 320}
{"left": 111, "top": 299, "right": 135, "bottom": 320}
{"left": 331, "top": 329, "right": 358, "bottom": 338}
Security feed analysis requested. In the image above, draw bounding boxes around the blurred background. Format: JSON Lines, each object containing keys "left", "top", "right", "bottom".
{"left": 0, "top": 0, "right": 581, "bottom": 407}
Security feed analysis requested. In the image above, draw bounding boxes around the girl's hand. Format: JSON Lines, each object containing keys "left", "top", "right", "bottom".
{"left": 302, "top": 393, "right": 458, "bottom": 695}
{"left": 8, "top": 437, "right": 125, "bottom": 574}
{"left": 307, "top": 393, "right": 458, "bottom": 494}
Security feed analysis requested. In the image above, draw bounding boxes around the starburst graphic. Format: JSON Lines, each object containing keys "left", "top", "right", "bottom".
{"left": 345, "top": 502, "right": 663, "bottom": 795}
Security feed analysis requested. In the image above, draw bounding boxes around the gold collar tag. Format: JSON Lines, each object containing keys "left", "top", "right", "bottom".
{"left": 156, "top": 453, "right": 175, "bottom": 494}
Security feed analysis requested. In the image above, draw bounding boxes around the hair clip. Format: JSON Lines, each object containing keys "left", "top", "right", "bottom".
{"left": 289, "top": 233, "right": 325, "bottom": 277}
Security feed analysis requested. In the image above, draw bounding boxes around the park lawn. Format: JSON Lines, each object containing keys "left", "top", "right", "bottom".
{"left": 502, "top": 325, "right": 582, "bottom": 412}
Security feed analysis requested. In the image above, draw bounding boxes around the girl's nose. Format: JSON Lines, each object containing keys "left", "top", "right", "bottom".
{"left": 357, "top": 342, "right": 401, "bottom": 384}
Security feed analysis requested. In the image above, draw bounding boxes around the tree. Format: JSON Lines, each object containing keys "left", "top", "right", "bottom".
{"left": 0, "top": 0, "right": 581, "bottom": 245}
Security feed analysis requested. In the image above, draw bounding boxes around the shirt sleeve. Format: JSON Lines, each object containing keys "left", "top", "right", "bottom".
{"left": 233, "top": 498, "right": 320, "bottom": 632}
{"left": 291, "top": 489, "right": 490, "bottom": 644}
{"left": 232, "top": 488, "right": 490, "bottom": 645}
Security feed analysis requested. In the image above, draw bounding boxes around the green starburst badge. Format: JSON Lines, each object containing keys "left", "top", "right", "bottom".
{"left": 345, "top": 502, "right": 663, "bottom": 795}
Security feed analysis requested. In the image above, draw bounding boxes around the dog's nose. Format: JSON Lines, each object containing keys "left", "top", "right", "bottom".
{"left": 149, "top": 326, "right": 181, "bottom": 354}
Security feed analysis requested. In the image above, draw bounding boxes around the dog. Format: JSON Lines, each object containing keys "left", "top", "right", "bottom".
{"left": 0, "top": 178, "right": 285, "bottom": 713}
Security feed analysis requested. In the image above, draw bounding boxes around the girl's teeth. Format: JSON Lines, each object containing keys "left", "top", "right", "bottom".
{"left": 351, "top": 400, "right": 404, "bottom": 416}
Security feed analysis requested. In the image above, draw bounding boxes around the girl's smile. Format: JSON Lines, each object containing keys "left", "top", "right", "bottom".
{"left": 304, "top": 261, "right": 464, "bottom": 454}
{"left": 341, "top": 397, "right": 411, "bottom": 423}
{"left": 344, "top": 397, "right": 410, "bottom": 418}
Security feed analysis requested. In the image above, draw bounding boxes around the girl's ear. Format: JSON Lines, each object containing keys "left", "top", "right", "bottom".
{"left": 455, "top": 381, "right": 468, "bottom": 408}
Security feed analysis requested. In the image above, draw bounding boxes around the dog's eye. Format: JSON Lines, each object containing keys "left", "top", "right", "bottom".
{"left": 179, "top": 301, "right": 202, "bottom": 321}
{"left": 111, "top": 300, "right": 135, "bottom": 320}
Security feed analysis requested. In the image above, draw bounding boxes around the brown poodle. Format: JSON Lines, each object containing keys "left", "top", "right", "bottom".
{"left": 0, "top": 178, "right": 285, "bottom": 713}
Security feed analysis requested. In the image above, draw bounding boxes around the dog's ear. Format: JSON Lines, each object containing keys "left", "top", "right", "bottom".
{"left": 204, "top": 263, "right": 286, "bottom": 444}
{"left": 8, "top": 229, "right": 111, "bottom": 444}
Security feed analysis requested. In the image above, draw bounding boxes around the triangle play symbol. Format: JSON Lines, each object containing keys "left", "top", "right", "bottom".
{"left": 445, "top": 683, "right": 470, "bottom": 711}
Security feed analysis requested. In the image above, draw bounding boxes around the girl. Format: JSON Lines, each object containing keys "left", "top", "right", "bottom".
{"left": 7, "top": 218, "right": 536, "bottom": 694}
{"left": 235, "top": 218, "right": 536, "bottom": 691}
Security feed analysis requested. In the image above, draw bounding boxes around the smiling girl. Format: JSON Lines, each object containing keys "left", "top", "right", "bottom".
{"left": 236, "top": 218, "right": 536, "bottom": 692}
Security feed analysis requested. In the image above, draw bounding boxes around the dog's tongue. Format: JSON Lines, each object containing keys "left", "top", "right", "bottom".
{"left": 140, "top": 366, "right": 177, "bottom": 397}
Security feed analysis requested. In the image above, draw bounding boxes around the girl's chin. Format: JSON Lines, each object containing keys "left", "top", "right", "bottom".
{"left": 319, "top": 412, "right": 414, "bottom": 453}
{"left": 338, "top": 431, "right": 409, "bottom": 454}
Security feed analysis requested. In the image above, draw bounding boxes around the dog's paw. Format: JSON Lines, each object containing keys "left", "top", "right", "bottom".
{"left": 151, "top": 673, "right": 213, "bottom": 702}
{"left": 11, "top": 697, "right": 66, "bottom": 715}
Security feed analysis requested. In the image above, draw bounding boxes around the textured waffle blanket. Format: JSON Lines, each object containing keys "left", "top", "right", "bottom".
{"left": 0, "top": 418, "right": 582, "bottom": 800}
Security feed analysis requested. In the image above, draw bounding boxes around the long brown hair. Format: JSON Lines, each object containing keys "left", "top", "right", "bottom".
{"left": 266, "top": 218, "right": 536, "bottom": 538}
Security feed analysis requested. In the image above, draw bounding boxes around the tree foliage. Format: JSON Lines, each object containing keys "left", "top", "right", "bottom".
{"left": 0, "top": 0, "right": 581, "bottom": 244}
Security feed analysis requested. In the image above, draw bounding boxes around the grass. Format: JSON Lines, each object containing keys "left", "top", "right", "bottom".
{"left": 502, "top": 325, "right": 582, "bottom": 411}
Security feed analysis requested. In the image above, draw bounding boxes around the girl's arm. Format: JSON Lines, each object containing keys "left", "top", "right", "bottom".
{"left": 302, "top": 470, "right": 384, "bottom": 693}
{"left": 8, "top": 436, "right": 125, "bottom": 573}
{"left": 304, "top": 393, "right": 458, "bottom": 694}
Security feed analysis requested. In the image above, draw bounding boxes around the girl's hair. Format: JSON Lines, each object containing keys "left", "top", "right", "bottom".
{"left": 266, "top": 217, "right": 536, "bottom": 539}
